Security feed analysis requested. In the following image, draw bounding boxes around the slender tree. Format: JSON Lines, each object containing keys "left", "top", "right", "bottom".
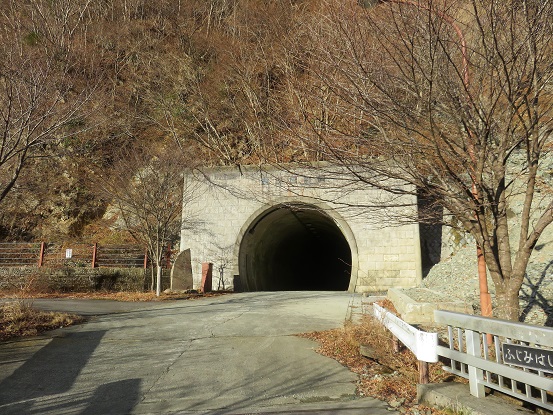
{"left": 95, "top": 145, "right": 200, "bottom": 295}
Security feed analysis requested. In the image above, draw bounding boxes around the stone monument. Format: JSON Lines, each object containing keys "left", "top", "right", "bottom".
{"left": 170, "top": 249, "right": 193, "bottom": 290}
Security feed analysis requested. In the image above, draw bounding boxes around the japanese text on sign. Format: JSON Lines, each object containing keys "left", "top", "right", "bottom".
{"left": 502, "top": 343, "right": 553, "bottom": 374}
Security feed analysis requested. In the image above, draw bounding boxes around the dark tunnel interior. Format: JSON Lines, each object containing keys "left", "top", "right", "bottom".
{"left": 238, "top": 204, "right": 352, "bottom": 291}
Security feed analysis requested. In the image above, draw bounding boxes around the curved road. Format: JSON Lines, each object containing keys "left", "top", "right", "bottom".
{"left": 0, "top": 292, "right": 392, "bottom": 414}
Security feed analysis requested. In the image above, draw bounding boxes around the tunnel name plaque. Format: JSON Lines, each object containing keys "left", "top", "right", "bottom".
{"left": 257, "top": 173, "right": 326, "bottom": 187}
{"left": 502, "top": 343, "right": 553, "bottom": 373}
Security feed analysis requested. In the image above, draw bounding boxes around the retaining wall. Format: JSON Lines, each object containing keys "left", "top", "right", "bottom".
{"left": 0, "top": 267, "right": 153, "bottom": 292}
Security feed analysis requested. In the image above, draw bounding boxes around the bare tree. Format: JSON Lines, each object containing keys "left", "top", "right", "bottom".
{"left": 144, "top": 0, "right": 306, "bottom": 167}
{"left": 0, "top": 0, "right": 99, "bottom": 205}
{"left": 211, "top": 243, "right": 234, "bottom": 291}
{"left": 285, "top": 0, "right": 553, "bottom": 320}
{"left": 96, "top": 145, "right": 200, "bottom": 295}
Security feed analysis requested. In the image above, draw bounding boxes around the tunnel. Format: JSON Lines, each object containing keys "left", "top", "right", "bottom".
{"left": 237, "top": 203, "right": 352, "bottom": 291}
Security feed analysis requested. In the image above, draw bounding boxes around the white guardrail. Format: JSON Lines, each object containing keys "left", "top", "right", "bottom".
{"left": 373, "top": 302, "right": 553, "bottom": 411}
{"left": 373, "top": 303, "right": 438, "bottom": 363}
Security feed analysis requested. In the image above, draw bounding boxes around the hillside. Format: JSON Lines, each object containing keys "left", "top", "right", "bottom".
{"left": 0, "top": 0, "right": 317, "bottom": 241}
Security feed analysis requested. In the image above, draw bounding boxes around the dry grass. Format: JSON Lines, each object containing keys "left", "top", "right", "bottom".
{"left": 300, "top": 310, "right": 459, "bottom": 415}
{"left": 0, "top": 290, "right": 228, "bottom": 302}
{"left": 0, "top": 300, "right": 84, "bottom": 342}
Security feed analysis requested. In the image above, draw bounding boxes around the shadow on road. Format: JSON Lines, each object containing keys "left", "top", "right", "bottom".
{"left": 0, "top": 331, "right": 105, "bottom": 407}
{"left": 80, "top": 378, "right": 142, "bottom": 415}
{"left": 0, "top": 292, "right": 373, "bottom": 414}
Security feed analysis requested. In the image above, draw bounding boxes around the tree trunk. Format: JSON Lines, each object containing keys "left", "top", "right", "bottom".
{"left": 494, "top": 285, "right": 520, "bottom": 321}
{"left": 156, "top": 265, "right": 162, "bottom": 297}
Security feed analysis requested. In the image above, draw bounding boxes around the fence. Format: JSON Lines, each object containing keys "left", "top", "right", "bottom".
{"left": 374, "top": 304, "right": 553, "bottom": 412}
{"left": 95, "top": 245, "right": 147, "bottom": 268}
{"left": 0, "top": 242, "right": 174, "bottom": 269}
{"left": 0, "top": 242, "right": 42, "bottom": 267}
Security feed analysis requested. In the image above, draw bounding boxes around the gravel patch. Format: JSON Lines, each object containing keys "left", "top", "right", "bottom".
{"left": 420, "top": 243, "right": 553, "bottom": 326}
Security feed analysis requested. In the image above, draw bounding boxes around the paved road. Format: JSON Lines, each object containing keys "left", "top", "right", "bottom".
{"left": 0, "top": 292, "right": 393, "bottom": 414}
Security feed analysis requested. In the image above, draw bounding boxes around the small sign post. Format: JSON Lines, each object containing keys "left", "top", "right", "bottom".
{"left": 65, "top": 249, "right": 73, "bottom": 259}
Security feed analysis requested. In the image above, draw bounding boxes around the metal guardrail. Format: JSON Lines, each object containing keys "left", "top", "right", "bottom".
{"left": 0, "top": 242, "right": 42, "bottom": 266}
{"left": 95, "top": 245, "right": 146, "bottom": 268}
{"left": 43, "top": 243, "right": 95, "bottom": 268}
{"left": 373, "top": 303, "right": 438, "bottom": 362}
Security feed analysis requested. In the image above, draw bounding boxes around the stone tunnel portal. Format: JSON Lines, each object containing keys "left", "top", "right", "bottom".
{"left": 238, "top": 204, "right": 352, "bottom": 291}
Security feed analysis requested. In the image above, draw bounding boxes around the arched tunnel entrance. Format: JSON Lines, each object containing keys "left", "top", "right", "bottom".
{"left": 238, "top": 204, "right": 352, "bottom": 291}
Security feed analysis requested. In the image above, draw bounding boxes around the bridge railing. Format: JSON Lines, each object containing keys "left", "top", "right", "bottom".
{"left": 374, "top": 304, "right": 553, "bottom": 411}
{"left": 435, "top": 310, "right": 553, "bottom": 411}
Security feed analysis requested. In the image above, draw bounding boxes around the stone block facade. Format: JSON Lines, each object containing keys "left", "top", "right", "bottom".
{"left": 181, "top": 164, "right": 423, "bottom": 293}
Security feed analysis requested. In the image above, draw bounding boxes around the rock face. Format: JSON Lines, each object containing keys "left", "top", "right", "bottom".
{"left": 170, "top": 249, "right": 193, "bottom": 291}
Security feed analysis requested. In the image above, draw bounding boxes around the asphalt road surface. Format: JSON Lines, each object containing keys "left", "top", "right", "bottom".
{"left": 0, "top": 292, "right": 394, "bottom": 414}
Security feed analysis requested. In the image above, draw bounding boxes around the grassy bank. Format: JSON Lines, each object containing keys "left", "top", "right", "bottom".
{"left": 0, "top": 300, "right": 84, "bottom": 342}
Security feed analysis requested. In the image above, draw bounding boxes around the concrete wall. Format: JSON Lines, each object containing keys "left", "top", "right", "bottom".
{"left": 181, "top": 164, "right": 423, "bottom": 293}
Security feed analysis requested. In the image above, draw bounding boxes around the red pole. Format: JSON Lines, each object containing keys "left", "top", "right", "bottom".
{"left": 92, "top": 243, "right": 97, "bottom": 268}
{"left": 479, "top": 247, "right": 492, "bottom": 316}
{"left": 38, "top": 242, "right": 45, "bottom": 267}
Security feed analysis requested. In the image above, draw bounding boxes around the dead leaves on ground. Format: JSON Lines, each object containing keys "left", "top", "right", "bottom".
{"left": 300, "top": 315, "right": 454, "bottom": 415}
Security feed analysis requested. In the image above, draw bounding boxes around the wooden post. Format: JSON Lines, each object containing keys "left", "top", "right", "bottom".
{"left": 418, "top": 361, "right": 429, "bottom": 384}
{"left": 91, "top": 243, "right": 97, "bottom": 268}
{"left": 38, "top": 242, "right": 45, "bottom": 267}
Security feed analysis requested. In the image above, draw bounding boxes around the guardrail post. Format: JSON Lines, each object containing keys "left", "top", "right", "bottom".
{"left": 418, "top": 361, "right": 429, "bottom": 384}
{"left": 38, "top": 242, "right": 45, "bottom": 267}
{"left": 466, "top": 328, "right": 485, "bottom": 397}
{"left": 392, "top": 336, "right": 401, "bottom": 353}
